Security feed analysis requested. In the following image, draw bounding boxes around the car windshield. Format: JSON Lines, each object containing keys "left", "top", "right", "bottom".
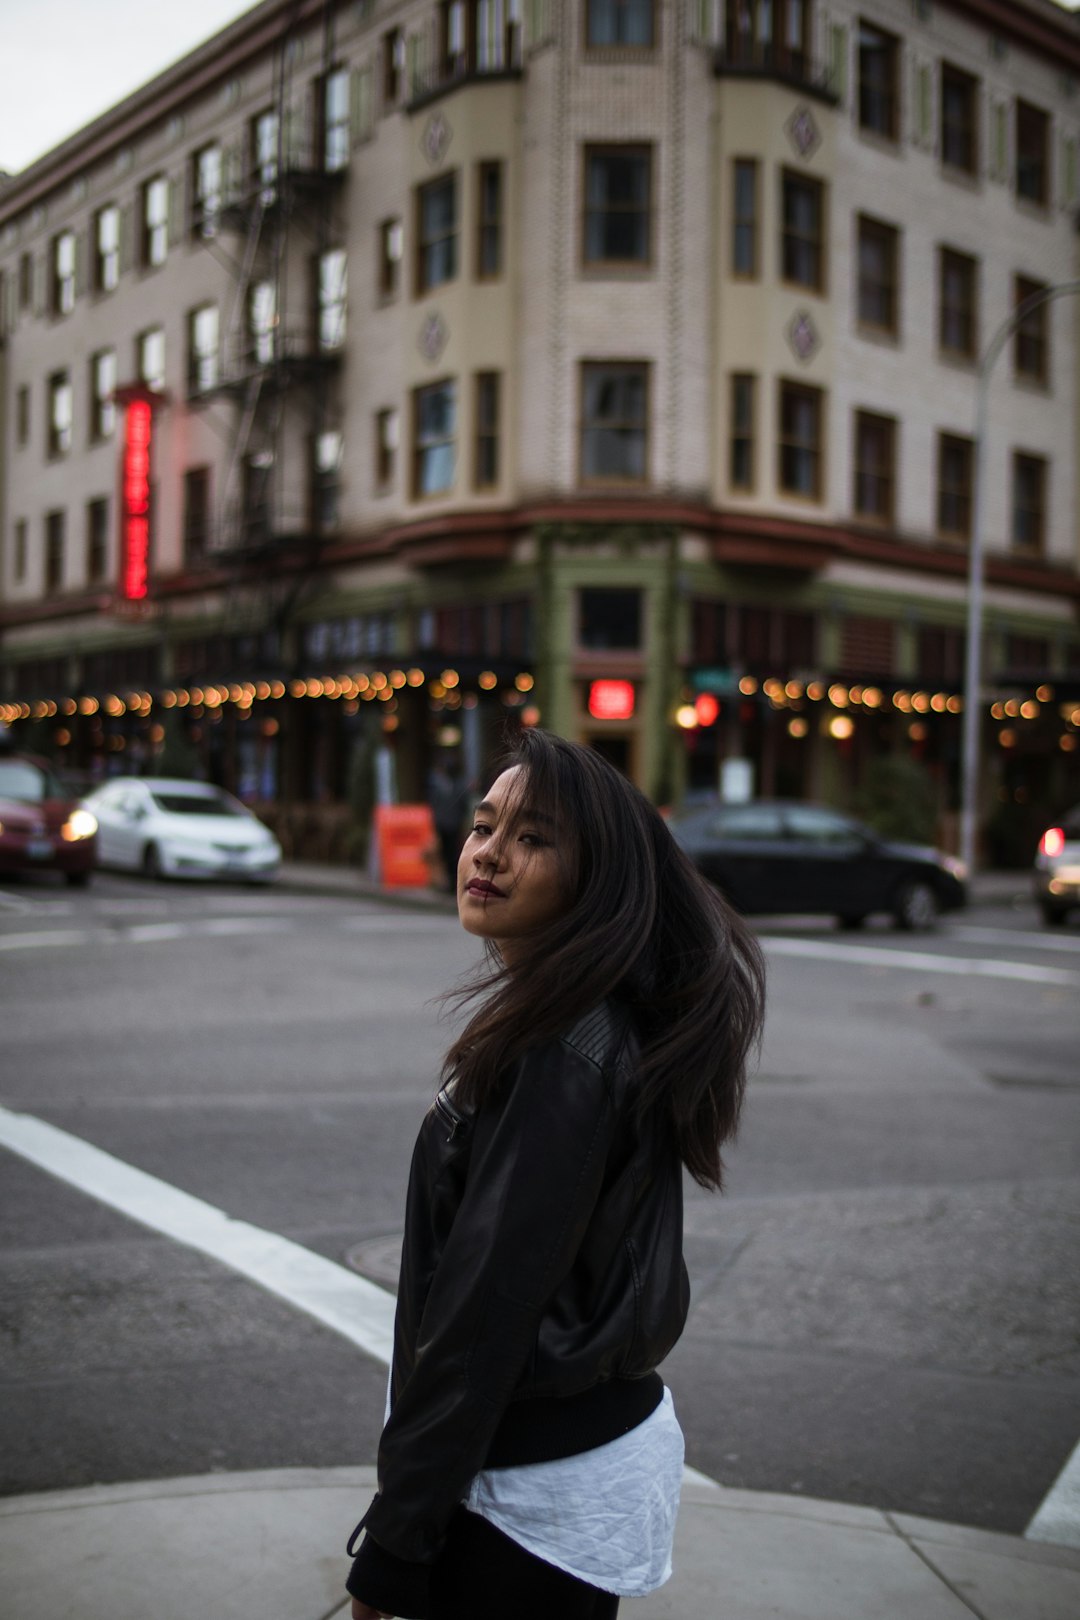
{"left": 0, "top": 760, "right": 67, "bottom": 802}
{"left": 150, "top": 790, "right": 248, "bottom": 818}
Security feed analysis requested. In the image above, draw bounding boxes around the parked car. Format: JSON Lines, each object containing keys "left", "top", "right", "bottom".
{"left": 0, "top": 753, "right": 98, "bottom": 885}
{"left": 667, "top": 800, "right": 967, "bottom": 930}
{"left": 1034, "top": 807, "right": 1080, "bottom": 926}
{"left": 80, "top": 776, "right": 281, "bottom": 882}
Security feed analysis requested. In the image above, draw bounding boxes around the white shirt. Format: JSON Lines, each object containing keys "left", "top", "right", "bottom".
{"left": 463, "top": 1387, "right": 685, "bottom": 1597}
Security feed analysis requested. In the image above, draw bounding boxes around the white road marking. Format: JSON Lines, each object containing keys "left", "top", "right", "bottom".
{"left": 0, "top": 917, "right": 296, "bottom": 951}
{"left": 0, "top": 1105, "right": 396, "bottom": 1365}
{"left": 1026, "top": 1435, "right": 1080, "bottom": 1549}
{"left": 948, "top": 924, "right": 1080, "bottom": 955}
{"left": 0, "top": 928, "right": 100, "bottom": 952}
{"left": 0, "top": 890, "right": 38, "bottom": 913}
{"left": 761, "top": 935, "right": 1080, "bottom": 987}
{"left": 0, "top": 1106, "right": 717, "bottom": 1494}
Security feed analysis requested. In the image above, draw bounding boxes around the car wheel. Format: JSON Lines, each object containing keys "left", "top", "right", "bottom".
{"left": 837, "top": 914, "right": 867, "bottom": 930}
{"left": 893, "top": 879, "right": 938, "bottom": 931}
{"left": 65, "top": 870, "right": 91, "bottom": 889}
{"left": 1039, "top": 903, "right": 1068, "bottom": 927}
{"left": 142, "top": 842, "right": 164, "bottom": 880}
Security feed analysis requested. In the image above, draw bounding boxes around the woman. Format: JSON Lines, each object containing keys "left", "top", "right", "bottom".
{"left": 347, "top": 728, "right": 765, "bottom": 1619}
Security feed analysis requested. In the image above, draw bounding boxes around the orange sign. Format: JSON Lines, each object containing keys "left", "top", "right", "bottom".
{"left": 374, "top": 804, "right": 436, "bottom": 888}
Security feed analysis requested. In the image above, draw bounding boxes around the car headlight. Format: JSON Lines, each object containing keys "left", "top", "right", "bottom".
{"left": 940, "top": 855, "right": 967, "bottom": 881}
{"left": 61, "top": 809, "right": 98, "bottom": 842}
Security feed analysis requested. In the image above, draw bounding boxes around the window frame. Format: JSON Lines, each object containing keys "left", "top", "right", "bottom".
{"left": 476, "top": 160, "right": 504, "bottom": 280}
{"left": 780, "top": 167, "right": 826, "bottom": 294}
{"left": 317, "top": 247, "right": 347, "bottom": 352}
{"left": 44, "top": 509, "right": 66, "bottom": 594}
{"left": 729, "top": 372, "right": 756, "bottom": 492}
{"left": 90, "top": 348, "right": 118, "bottom": 443}
{"left": 415, "top": 172, "right": 459, "bottom": 296}
{"left": 1013, "top": 275, "right": 1049, "bottom": 386}
{"left": 51, "top": 230, "right": 76, "bottom": 316}
{"left": 375, "top": 407, "right": 399, "bottom": 491}
{"left": 93, "top": 204, "right": 120, "bottom": 292}
{"left": 16, "top": 385, "right": 30, "bottom": 448}
{"left": 582, "top": 144, "right": 653, "bottom": 271}
{"left": 940, "top": 62, "right": 979, "bottom": 177}
{"left": 191, "top": 144, "right": 223, "bottom": 239}
{"left": 852, "top": 408, "right": 897, "bottom": 525}
{"left": 584, "top": 0, "right": 656, "bottom": 50}
{"left": 47, "top": 370, "right": 73, "bottom": 459}
{"left": 855, "top": 212, "right": 900, "bottom": 337}
{"left": 936, "top": 431, "right": 974, "bottom": 543}
{"left": 86, "top": 496, "right": 110, "bottom": 584}
{"left": 1011, "top": 450, "right": 1047, "bottom": 555}
{"left": 311, "top": 430, "right": 344, "bottom": 530}
{"left": 578, "top": 360, "right": 651, "bottom": 489}
{"left": 412, "top": 378, "right": 458, "bottom": 499}
{"left": 938, "top": 246, "right": 978, "bottom": 361}
{"left": 138, "top": 326, "right": 166, "bottom": 392}
{"left": 1015, "top": 99, "right": 1050, "bottom": 208}
{"left": 474, "top": 371, "right": 501, "bottom": 490}
{"left": 731, "top": 157, "right": 759, "bottom": 279}
{"left": 857, "top": 18, "right": 900, "bottom": 143}
{"left": 777, "top": 378, "right": 824, "bottom": 503}
{"left": 187, "top": 304, "right": 220, "bottom": 396}
{"left": 182, "top": 467, "right": 212, "bottom": 562}
{"left": 322, "top": 66, "right": 351, "bottom": 173}
{"left": 141, "top": 175, "right": 169, "bottom": 268}
{"left": 378, "top": 217, "right": 403, "bottom": 300}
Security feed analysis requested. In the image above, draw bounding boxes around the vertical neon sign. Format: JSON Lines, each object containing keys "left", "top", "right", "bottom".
{"left": 121, "top": 398, "right": 152, "bottom": 600}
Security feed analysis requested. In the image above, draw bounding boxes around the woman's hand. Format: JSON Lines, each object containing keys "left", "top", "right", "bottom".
{"left": 351, "top": 1602, "right": 392, "bottom": 1620}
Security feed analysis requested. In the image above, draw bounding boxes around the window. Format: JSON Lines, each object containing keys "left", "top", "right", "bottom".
{"left": 90, "top": 349, "right": 117, "bottom": 441}
{"left": 141, "top": 175, "right": 168, "bottom": 267}
{"left": 724, "top": 0, "right": 809, "bottom": 77}
{"left": 317, "top": 248, "right": 347, "bottom": 350}
{"left": 937, "top": 432, "right": 973, "bottom": 541}
{"left": 1016, "top": 100, "right": 1050, "bottom": 206}
{"left": 18, "top": 252, "right": 32, "bottom": 310}
{"left": 243, "top": 453, "right": 273, "bottom": 541}
{"left": 477, "top": 161, "right": 504, "bottom": 278}
{"left": 192, "top": 144, "right": 222, "bottom": 237}
{"left": 580, "top": 362, "right": 649, "bottom": 484}
{"left": 51, "top": 230, "right": 76, "bottom": 315}
{"left": 778, "top": 380, "right": 823, "bottom": 499}
{"left": 379, "top": 218, "right": 403, "bottom": 299}
{"left": 45, "top": 510, "right": 66, "bottom": 593}
{"left": 580, "top": 588, "right": 643, "bottom": 650}
{"left": 323, "top": 67, "right": 351, "bottom": 172}
{"left": 941, "top": 63, "right": 978, "bottom": 175}
{"left": 93, "top": 204, "right": 120, "bottom": 291}
{"left": 586, "top": 0, "right": 654, "bottom": 48}
{"left": 732, "top": 158, "right": 758, "bottom": 277}
{"left": 14, "top": 519, "right": 28, "bottom": 582}
{"left": 86, "top": 498, "right": 109, "bottom": 583}
{"left": 729, "top": 373, "right": 756, "bottom": 490}
{"left": 251, "top": 110, "right": 279, "bottom": 202}
{"left": 856, "top": 214, "right": 899, "bottom": 334}
{"left": 187, "top": 305, "right": 219, "bottom": 394}
{"left": 853, "top": 410, "right": 896, "bottom": 523}
{"left": 312, "top": 431, "right": 343, "bottom": 529}
{"left": 384, "top": 28, "right": 404, "bottom": 105}
{"left": 781, "top": 169, "right": 825, "bottom": 291}
{"left": 138, "top": 327, "right": 166, "bottom": 391}
{"left": 939, "top": 248, "right": 977, "bottom": 359}
{"left": 475, "top": 372, "right": 500, "bottom": 488}
{"left": 47, "top": 372, "right": 73, "bottom": 457}
{"left": 858, "top": 20, "right": 899, "bottom": 141}
{"left": 413, "top": 379, "right": 457, "bottom": 496}
{"left": 375, "top": 408, "right": 399, "bottom": 489}
{"left": 583, "top": 146, "right": 651, "bottom": 266}
{"left": 16, "top": 386, "right": 30, "bottom": 447}
{"left": 416, "top": 173, "right": 458, "bottom": 294}
{"left": 183, "top": 468, "right": 211, "bottom": 561}
{"left": 1014, "top": 276, "right": 1048, "bottom": 384}
{"left": 250, "top": 281, "right": 277, "bottom": 364}
{"left": 1012, "top": 452, "right": 1046, "bottom": 555}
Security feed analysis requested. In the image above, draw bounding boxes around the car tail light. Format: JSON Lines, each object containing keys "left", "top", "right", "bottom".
{"left": 1040, "top": 827, "right": 1066, "bottom": 858}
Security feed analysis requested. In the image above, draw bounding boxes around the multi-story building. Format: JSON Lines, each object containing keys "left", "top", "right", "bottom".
{"left": 2, "top": 0, "right": 1079, "bottom": 854}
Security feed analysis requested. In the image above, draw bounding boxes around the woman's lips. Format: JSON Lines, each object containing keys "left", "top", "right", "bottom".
{"left": 465, "top": 880, "right": 506, "bottom": 898}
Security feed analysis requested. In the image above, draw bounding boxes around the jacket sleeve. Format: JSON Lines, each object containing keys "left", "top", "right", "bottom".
{"left": 347, "top": 1035, "right": 618, "bottom": 1605}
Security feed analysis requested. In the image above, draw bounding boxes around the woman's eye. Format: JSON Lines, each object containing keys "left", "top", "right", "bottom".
{"left": 472, "top": 823, "right": 492, "bottom": 837}
{"left": 520, "top": 833, "right": 546, "bottom": 847}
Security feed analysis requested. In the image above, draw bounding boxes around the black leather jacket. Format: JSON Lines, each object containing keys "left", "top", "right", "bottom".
{"left": 346, "top": 998, "right": 690, "bottom": 1617}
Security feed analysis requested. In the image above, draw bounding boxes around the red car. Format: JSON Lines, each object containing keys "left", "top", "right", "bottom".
{"left": 0, "top": 752, "right": 98, "bottom": 886}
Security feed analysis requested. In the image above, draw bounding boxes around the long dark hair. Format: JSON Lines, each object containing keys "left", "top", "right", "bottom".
{"left": 443, "top": 728, "right": 766, "bottom": 1190}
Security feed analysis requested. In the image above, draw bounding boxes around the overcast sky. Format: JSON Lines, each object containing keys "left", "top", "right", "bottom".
{"left": 1, "top": 0, "right": 255, "bottom": 174}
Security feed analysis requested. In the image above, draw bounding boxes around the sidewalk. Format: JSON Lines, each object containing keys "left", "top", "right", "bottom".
{"left": 2, "top": 1466, "right": 1078, "bottom": 1620}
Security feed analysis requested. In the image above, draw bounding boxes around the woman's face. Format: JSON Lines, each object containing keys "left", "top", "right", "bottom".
{"left": 457, "top": 766, "right": 568, "bottom": 960}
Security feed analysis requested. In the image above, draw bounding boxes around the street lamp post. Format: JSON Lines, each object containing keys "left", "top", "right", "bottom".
{"left": 959, "top": 278, "right": 1080, "bottom": 880}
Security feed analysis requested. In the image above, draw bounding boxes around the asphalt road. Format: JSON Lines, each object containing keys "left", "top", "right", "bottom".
{"left": 1, "top": 868, "right": 1077, "bottom": 1539}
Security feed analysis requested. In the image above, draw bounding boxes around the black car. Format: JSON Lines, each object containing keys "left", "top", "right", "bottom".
{"left": 668, "top": 800, "right": 967, "bottom": 930}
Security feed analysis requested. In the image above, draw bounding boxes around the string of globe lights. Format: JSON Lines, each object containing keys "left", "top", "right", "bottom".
{"left": 0, "top": 669, "right": 539, "bottom": 736}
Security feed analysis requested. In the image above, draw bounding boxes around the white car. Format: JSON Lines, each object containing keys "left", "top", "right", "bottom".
{"left": 81, "top": 776, "right": 281, "bottom": 882}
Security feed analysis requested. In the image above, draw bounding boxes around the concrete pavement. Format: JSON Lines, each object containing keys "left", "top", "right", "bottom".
{"left": 3, "top": 1466, "right": 1079, "bottom": 1620}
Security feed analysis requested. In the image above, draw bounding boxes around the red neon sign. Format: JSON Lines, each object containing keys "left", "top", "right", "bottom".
{"left": 120, "top": 399, "right": 153, "bottom": 600}
{"left": 588, "top": 679, "right": 635, "bottom": 721}
{"left": 694, "top": 693, "right": 720, "bottom": 727}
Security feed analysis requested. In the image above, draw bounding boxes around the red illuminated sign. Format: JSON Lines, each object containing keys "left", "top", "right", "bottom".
{"left": 588, "top": 679, "right": 635, "bottom": 721}
{"left": 120, "top": 399, "right": 153, "bottom": 601}
{"left": 694, "top": 693, "right": 720, "bottom": 727}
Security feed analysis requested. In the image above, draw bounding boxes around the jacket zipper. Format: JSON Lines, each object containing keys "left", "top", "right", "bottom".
{"left": 434, "top": 1087, "right": 468, "bottom": 1142}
